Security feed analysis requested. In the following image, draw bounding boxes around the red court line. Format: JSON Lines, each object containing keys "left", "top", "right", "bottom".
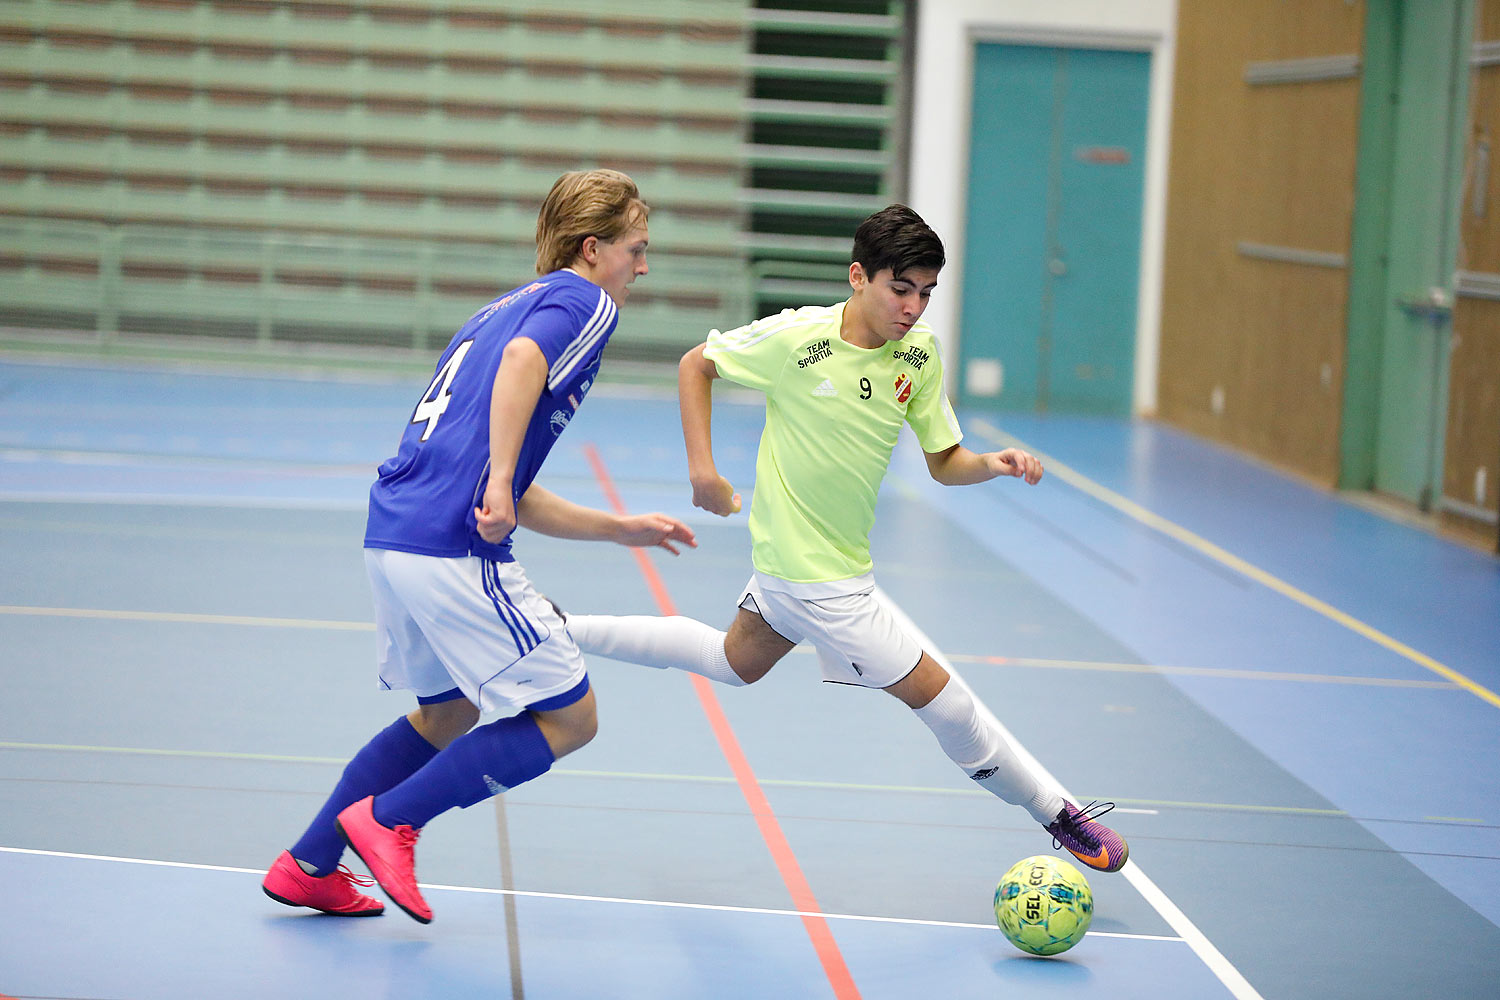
{"left": 582, "top": 443, "right": 861, "bottom": 1000}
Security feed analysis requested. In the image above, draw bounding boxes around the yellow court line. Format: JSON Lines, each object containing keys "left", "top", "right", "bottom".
{"left": 0, "top": 604, "right": 373, "bottom": 631}
{"left": 972, "top": 419, "right": 1500, "bottom": 711}
{"left": 946, "top": 653, "right": 1459, "bottom": 689}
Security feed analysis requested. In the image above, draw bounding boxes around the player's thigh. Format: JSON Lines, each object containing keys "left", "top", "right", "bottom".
{"left": 724, "top": 606, "right": 797, "bottom": 683}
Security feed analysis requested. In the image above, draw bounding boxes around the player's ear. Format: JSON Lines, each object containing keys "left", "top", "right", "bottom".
{"left": 849, "top": 262, "right": 866, "bottom": 290}
{"left": 580, "top": 235, "right": 600, "bottom": 264}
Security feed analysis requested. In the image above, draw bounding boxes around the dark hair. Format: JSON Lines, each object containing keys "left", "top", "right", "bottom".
{"left": 851, "top": 204, "right": 945, "bottom": 280}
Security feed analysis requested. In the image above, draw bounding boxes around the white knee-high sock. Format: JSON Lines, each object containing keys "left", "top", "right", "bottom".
{"left": 913, "top": 679, "right": 1062, "bottom": 824}
{"left": 567, "top": 614, "right": 746, "bottom": 687}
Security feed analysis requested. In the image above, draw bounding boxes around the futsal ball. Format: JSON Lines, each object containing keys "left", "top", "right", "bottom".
{"left": 993, "top": 855, "right": 1094, "bottom": 956}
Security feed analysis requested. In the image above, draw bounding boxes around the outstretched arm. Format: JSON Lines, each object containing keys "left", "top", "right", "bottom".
{"left": 679, "top": 343, "right": 741, "bottom": 516}
{"left": 923, "top": 443, "right": 1044, "bottom": 487}
{"left": 474, "top": 337, "right": 548, "bottom": 544}
{"left": 516, "top": 483, "right": 697, "bottom": 555}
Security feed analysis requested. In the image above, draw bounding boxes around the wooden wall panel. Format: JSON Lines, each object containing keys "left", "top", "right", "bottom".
{"left": 1159, "top": 1, "right": 1364, "bottom": 485}
{"left": 1443, "top": 299, "right": 1499, "bottom": 529}
{"left": 1462, "top": 5, "right": 1500, "bottom": 270}
{"left": 1443, "top": 5, "right": 1500, "bottom": 544}
{"left": 1235, "top": 263, "right": 1351, "bottom": 475}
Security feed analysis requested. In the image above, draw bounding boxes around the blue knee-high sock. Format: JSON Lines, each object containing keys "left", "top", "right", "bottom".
{"left": 291, "top": 715, "right": 438, "bottom": 875}
{"left": 372, "top": 713, "right": 555, "bottom": 830}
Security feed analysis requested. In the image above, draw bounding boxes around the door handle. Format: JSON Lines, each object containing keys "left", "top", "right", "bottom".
{"left": 1396, "top": 287, "right": 1453, "bottom": 320}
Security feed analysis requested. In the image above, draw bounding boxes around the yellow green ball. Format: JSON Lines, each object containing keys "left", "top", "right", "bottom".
{"left": 993, "top": 855, "right": 1094, "bottom": 956}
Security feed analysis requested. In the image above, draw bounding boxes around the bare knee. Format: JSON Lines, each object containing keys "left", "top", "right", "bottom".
{"left": 883, "top": 653, "right": 950, "bottom": 709}
{"left": 724, "top": 644, "right": 777, "bottom": 684}
{"left": 563, "top": 702, "right": 599, "bottom": 752}
{"left": 724, "top": 608, "right": 794, "bottom": 684}
{"left": 408, "top": 696, "right": 481, "bottom": 749}
{"left": 533, "top": 688, "right": 598, "bottom": 759}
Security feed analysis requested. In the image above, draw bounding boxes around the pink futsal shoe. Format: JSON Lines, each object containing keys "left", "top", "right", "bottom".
{"left": 1045, "top": 800, "right": 1130, "bottom": 873}
{"left": 261, "top": 850, "right": 384, "bottom": 916}
{"left": 336, "top": 795, "right": 432, "bottom": 923}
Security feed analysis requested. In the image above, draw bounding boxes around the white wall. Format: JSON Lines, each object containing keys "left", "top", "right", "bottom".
{"left": 908, "top": 0, "right": 1178, "bottom": 415}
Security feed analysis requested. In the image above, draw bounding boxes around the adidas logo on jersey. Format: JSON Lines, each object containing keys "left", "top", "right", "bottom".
{"left": 811, "top": 379, "right": 838, "bottom": 398}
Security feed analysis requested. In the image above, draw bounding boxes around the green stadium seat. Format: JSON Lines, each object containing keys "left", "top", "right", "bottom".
{"left": 0, "top": 0, "right": 902, "bottom": 357}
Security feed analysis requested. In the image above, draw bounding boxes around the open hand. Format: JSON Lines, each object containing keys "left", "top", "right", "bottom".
{"left": 615, "top": 513, "right": 698, "bottom": 555}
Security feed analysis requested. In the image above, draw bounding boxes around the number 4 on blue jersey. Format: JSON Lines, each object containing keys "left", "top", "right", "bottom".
{"left": 412, "top": 340, "right": 474, "bottom": 441}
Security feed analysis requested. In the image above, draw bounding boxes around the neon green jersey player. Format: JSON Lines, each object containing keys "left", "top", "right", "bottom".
{"left": 569, "top": 205, "right": 1129, "bottom": 874}
{"left": 703, "top": 299, "right": 959, "bottom": 585}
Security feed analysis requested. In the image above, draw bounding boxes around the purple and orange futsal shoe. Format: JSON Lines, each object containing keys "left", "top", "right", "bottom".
{"left": 262, "top": 849, "right": 385, "bottom": 916}
{"left": 336, "top": 795, "right": 433, "bottom": 923}
{"left": 1045, "top": 800, "right": 1130, "bottom": 873}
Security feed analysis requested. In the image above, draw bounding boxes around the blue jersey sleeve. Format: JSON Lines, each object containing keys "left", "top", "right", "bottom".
{"left": 521, "top": 286, "right": 617, "bottom": 394}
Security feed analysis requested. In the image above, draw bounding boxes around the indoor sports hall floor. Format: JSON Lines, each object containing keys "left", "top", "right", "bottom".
{"left": 1, "top": 355, "right": 1497, "bottom": 1000}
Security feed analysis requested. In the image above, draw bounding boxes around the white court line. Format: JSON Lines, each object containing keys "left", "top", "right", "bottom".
{"left": 0, "top": 604, "right": 374, "bottom": 630}
{"left": 876, "top": 586, "right": 1265, "bottom": 1000}
{"left": 0, "top": 446, "right": 375, "bottom": 472}
{"left": 0, "top": 491, "right": 368, "bottom": 510}
{"left": 0, "top": 845, "right": 1182, "bottom": 943}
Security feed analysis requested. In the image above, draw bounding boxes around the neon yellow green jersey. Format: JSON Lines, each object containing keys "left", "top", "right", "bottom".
{"left": 704, "top": 301, "right": 963, "bottom": 584}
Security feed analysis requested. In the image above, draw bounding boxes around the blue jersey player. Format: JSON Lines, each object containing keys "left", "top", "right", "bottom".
{"left": 262, "top": 169, "right": 696, "bottom": 923}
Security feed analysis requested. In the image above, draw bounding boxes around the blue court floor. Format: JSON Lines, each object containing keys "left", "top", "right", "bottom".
{"left": 0, "top": 356, "right": 1497, "bottom": 999}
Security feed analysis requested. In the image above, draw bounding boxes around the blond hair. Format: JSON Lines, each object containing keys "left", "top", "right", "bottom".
{"left": 535, "top": 169, "right": 649, "bottom": 275}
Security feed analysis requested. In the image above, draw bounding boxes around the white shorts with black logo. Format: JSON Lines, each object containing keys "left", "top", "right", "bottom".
{"left": 365, "top": 547, "right": 586, "bottom": 715}
{"left": 737, "top": 572, "right": 922, "bottom": 689}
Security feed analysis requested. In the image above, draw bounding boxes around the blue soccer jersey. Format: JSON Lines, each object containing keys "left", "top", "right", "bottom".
{"left": 364, "top": 270, "right": 618, "bottom": 561}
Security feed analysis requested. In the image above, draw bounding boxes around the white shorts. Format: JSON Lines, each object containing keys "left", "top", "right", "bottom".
{"left": 737, "top": 574, "right": 922, "bottom": 689}
{"left": 365, "top": 547, "right": 586, "bottom": 715}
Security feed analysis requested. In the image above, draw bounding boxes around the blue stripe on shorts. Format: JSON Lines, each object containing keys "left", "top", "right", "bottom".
{"left": 527, "top": 675, "right": 590, "bottom": 712}
{"left": 494, "top": 572, "right": 541, "bottom": 645}
{"left": 481, "top": 560, "right": 536, "bottom": 656}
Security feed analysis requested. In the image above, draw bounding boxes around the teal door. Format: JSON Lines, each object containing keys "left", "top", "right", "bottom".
{"left": 959, "top": 43, "right": 1151, "bottom": 414}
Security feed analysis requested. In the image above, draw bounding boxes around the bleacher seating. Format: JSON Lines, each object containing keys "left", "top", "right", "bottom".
{"left": 1, "top": 0, "right": 910, "bottom": 355}
{"left": 0, "top": 0, "right": 753, "bottom": 360}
